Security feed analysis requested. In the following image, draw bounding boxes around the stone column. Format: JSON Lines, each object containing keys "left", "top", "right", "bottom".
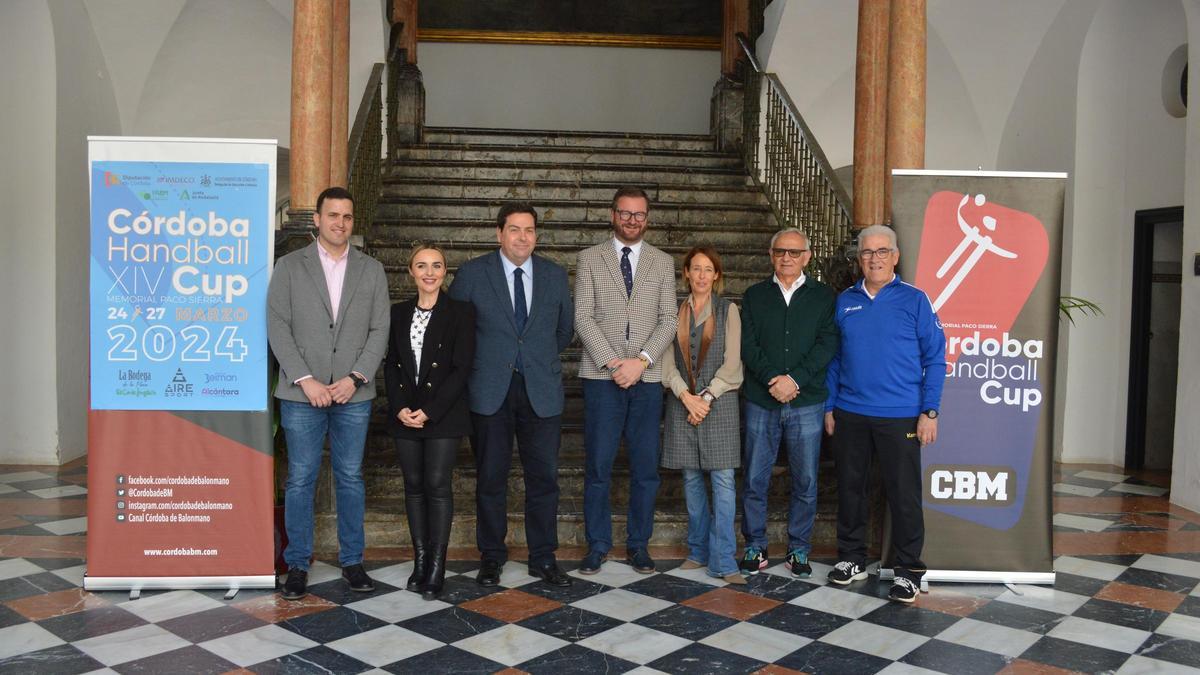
{"left": 853, "top": 0, "right": 890, "bottom": 229}
{"left": 329, "top": 0, "right": 350, "bottom": 188}
{"left": 884, "top": 0, "right": 926, "bottom": 217}
{"left": 286, "top": 0, "right": 333, "bottom": 241}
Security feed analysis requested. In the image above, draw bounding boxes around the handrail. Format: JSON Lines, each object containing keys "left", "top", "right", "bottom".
{"left": 346, "top": 63, "right": 385, "bottom": 239}
{"left": 738, "top": 36, "right": 854, "bottom": 283}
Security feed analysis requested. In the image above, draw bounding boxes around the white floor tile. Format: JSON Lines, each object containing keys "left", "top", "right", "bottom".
{"left": 577, "top": 623, "right": 691, "bottom": 665}
{"left": 994, "top": 585, "right": 1090, "bottom": 615}
{"left": 571, "top": 588, "right": 673, "bottom": 622}
{"left": 1110, "top": 483, "right": 1169, "bottom": 497}
{"left": 0, "top": 484, "right": 19, "bottom": 495}
{"left": 54, "top": 564, "right": 87, "bottom": 586}
{"left": 700, "top": 621, "right": 809, "bottom": 662}
{"left": 1048, "top": 616, "right": 1150, "bottom": 654}
{"left": 1075, "top": 470, "right": 1131, "bottom": 482}
{"left": 1053, "top": 483, "right": 1105, "bottom": 497}
{"left": 1156, "top": 613, "right": 1200, "bottom": 642}
{"left": 568, "top": 560, "right": 652, "bottom": 588}
{"left": 0, "top": 623, "right": 65, "bottom": 660}
{"left": 0, "top": 471, "right": 51, "bottom": 483}
{"left": 74, "top": 624, "right": 190, "bottom": 666}
{"left": 1134, "top": 554, "right": 1200, "bottom": 580}
{"left": 623, "top": 668, "right": 670, "bottom": 675}
{"left": 496, "top": 562, "right": 539, "bottom": 588}
{"left": 29, "top": 485, "right": 87, "bottom": 498}
{"left": 344, "top": 590, "right": 448, "bottom": 623}
{"left": 1054, "top": 555, "right": 1128, "bottom": 581}
{"left": 935, "top": 617, "right": 1042, "bottom": 657}
{"left": 819, "top": 620, "right": 929, "bottom": 660}
{"left": 118, "top": 589, "right": 225, "bottom": 623}
{"left": 454, "top": 623, "right": 568, "bottom": 666}
{"left": 0, "top": 557, "right": 45, "bottom": 581}
{"left": 36, "top": 516, "right": 88, "bottom": 535}
{"left": 326, "top": 624, "right": 442, "bottom": 666}
{"left": 762, "top": 559, "right": 833, "bottom": 585}
{"left": 363, "top": 562, "right": 414, "bottom": 589}
{"left": 663, "top": 564, "right": 726, "bottom": 586}
{"left": 199, "top": 624, "right": 318, "bottom": 667}
{"left": 789, "top": 585, "right": 888, "bottom": 619}
{"left": 1118, "top": 653, "right": 1200, "bottom": 674}
{"left": 1053, "top": 513, "right": 1116, "bottom": 532}
{"left": 306, "top": 560, "right": 346, "bottom": 585}
{"left": 877, "top": 664, "right": 947, "bottom": 675}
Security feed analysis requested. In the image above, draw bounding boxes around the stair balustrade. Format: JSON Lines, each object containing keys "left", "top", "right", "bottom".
{"left": 347, "top": 63, "right": 385, "bottom": 239}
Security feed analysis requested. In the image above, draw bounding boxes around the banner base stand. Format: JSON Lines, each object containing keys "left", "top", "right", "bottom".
{"left": 878, "top": 568, "right": 1055, "bottom": 586}
{"left": 84, "top": 574, "right": 275, "bottom": 592}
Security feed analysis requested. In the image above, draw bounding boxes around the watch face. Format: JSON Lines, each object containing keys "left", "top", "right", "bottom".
{"left": 924, "top": 410, "right": 938, "bottom": 419}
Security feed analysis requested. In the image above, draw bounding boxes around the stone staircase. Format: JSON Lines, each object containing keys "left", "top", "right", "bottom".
{"left": 312, "top": 126, "right": 847, "bottom": 555}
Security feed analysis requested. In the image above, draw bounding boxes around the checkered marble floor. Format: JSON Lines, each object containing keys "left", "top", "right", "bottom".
{"left": 1, "top": 463, "right": 1199, "bottom": 674}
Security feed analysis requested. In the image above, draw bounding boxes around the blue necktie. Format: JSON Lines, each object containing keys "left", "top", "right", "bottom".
{"left": 514, "top": 268, "right": 527, "bottom": 372}
{"left": 620, "top": 246, "right": 633, "bottom": 297}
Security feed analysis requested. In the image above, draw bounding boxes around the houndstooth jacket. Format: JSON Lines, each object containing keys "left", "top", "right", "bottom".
{"left": 574, "top": 238, "right": 678, "bottom": 382}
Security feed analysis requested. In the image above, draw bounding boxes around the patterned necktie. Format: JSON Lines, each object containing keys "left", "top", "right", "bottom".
{"left": 513, "top": 268, "right": 527, "bottom": 372}
{"left": 620, "top": 246, "right": 633, "bottom": 297}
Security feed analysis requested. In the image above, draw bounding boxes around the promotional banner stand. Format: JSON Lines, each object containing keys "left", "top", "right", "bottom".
{"left": 888, "top": 169, "right": 1067, "bottom": 587}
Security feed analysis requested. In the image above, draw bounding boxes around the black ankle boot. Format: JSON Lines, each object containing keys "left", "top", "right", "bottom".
{"left": 421, "top": 546, "right": 447, "bottom": 600}
{"left": 407, "top": 544, "right": 429, "bottom": 592}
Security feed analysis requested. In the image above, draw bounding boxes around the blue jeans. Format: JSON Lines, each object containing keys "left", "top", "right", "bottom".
{"left": 741, "top": 400, "right": 824, "bottom": 553}
{"left": 683, "top": 468, "right": 738, "bottom": 577}
{"left": 582, "top": 379, "right": 662, "bottom": 553}
{"left": 281, "top": 399, "right": 372, "bottom": 569}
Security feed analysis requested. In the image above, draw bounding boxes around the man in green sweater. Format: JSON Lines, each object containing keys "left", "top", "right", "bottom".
{"left": 739, "top": 227, "right": 839, "bottom": 577}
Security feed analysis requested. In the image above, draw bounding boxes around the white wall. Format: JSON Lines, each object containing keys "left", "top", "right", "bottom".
{"left": 0, "top": 2, "right": 60, "bottom": 464}
{"left": 420, "top": 42, "right": 721, "bottom": 134}
{"left": 1173, "top": 0, "right": 1200, "bottom": 512}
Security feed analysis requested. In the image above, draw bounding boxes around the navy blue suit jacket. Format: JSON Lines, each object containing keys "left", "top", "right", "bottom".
{"left": 449, "top": 250, "right": 574, "bottom": 417}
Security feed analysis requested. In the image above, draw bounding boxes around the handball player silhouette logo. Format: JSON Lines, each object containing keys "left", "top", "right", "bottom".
{"left": 914, "top": 191, "right": 1049, "bottom": 531}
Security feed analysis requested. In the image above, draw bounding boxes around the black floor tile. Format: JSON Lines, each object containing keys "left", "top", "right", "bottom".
{"left": 1019, "top": 635, "right": 1130, "bottom": 672}
{"left": 1052, "top": 571, "right": 1110, "bottom": 597}
{"left": 1115, "top": 567, "right": 1200, "bottom": 594}
{"left": 1072, "top": 598, "right": 1170, "bottom": 632}
{"left": 0, "top": 644, "right": 104, "bottom": 675}
{"left": 860, "top": 602, "right": 963, "bottom": 637}
{"left": 900, "top": 638, "right": 1010, "bottom": 675}
{"left": 23, "top": 557, "right": 84, "bottom": 571}
{"left": 516, "top": 605, "right": 624, "bottom": 643}
{"left": 749, "top": 603, "right": 852, "bottom": 640}
{"left": 648, "top": 642, "right": 765, "bottom": 674}
{"left": 158, "top": 605, "right": 268, "bottom": 643}
{"left": 520, "top": 576, "right": 609, "bottom": 604}
{"left": 1174, "top": 595, "right": 1200, "bottom": 619}
{"left": 621, "top": 574, "right": 713, "bottom": 603}
{"left": 251, "top": 645, "right": 374, "bottom": 674}
{"left": 397, "top": 606, "right": 503, "bottom": 644}
{"left": 0, "top": 604, "right": 28, "bottom": 629}
{"left": 515, "top": 643, "right": 639, "bottom": 674}
{"left": 37, "top": 605, "right": 149, "bottom": 642}
{"left": 733, "top": 573, "right": 819, "bottom": 602}
{"left": 1078, "top": 553, "right": 1143, "bottom": 566}
{"left": 114, "top": 645, "right": 238, "bottom": 674}
{"left": 775, "top": 641, "right": 891, "bottom": 674}
{"left": 278, "top": 606, "right": 387, "bottom": 643}
{"left": 1136, "top": 632, "right": 1200, "bottom": 669}
{"left": 633, "top": 604, "right": 737, "bottom": 641}
{"left": 966, "top": 601, "right": 1065, "bottom": 634}
{"left": 305, "top": 577, "right": 400, "bottom": 606}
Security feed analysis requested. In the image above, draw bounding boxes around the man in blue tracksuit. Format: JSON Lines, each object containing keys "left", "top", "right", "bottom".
{"left": 824, "top": 224, "right": 946, "bottom": 604}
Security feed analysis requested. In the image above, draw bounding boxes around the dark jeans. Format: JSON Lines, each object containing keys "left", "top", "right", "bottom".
{"left": 831, "top": 408, "right": 926, "bottom": 582}
{"left": 394, "top": 436, "right": 460, "bottom": 551}
{"left": 581, "top": 378, "right": 662, "bottom": 554}
{"left": 472, "top": 372, "right": 563, "bottom": 567}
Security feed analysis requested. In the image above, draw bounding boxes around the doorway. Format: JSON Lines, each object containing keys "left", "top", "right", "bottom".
{"left": 1125, "top": 206, "right": 1184, "bottom": 470}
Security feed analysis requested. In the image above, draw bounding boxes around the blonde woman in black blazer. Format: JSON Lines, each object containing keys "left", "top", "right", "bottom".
{"left": 384, "top": 243, "right": 475, "bottom": 600}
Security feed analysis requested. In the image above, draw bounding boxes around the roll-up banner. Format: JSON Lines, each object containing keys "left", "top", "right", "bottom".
{"left": 889, "top": 169, "right": 1066, "bottom": 584}
{"left": 85, "top": 137, "right": 277, "bottom": 591}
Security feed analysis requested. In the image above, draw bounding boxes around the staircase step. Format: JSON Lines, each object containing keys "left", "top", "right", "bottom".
{"left": 393, "top": 144, "right": 743, "bottom": 169}
{"left": 374, "top": 197, "right": 774, "bottom": 227}
{"left": 381, "top": 178, "right": 768, "bottom": 206}
{"left": 423, "top": 126, "right": 716, "bottom": 152}
{"left": 387, "top": 160, "right": 753, "bottom": 187}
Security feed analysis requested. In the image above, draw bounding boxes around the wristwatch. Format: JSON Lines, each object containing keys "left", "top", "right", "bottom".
{"left": 921, "top": 409, "right": 938, "bottom": 419}
{"left": 350, "top": 373, "right": 368, "bottom": 389}
{"left": 700, "top": 390, "right": 715, "bottom": 403}
{"left": 638, "top": 355, "right": 651, "bottom": 368}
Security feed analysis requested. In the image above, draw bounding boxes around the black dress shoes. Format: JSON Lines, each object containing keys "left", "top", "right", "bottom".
{"left": 281, "top": 568, "right": 307, "bottom": 600}
{"left": 529, "top": 562, "right": 572, "bottom": 587}
{"left": 477, "top": 559, "right": 503, "bottom": 586}
{"left": 342, "top": 563, "right": 375, "bottom": 592}
{"left": 626, "top": 548, "right": 656, "bottom": 574}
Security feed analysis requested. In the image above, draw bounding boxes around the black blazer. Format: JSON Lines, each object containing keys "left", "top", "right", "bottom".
{"left": 384, "top": 293, "right": 476, "bottom": 439}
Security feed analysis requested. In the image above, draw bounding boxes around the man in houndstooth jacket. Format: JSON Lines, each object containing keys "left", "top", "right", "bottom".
{"left": 574, "top": 186, "right": 679, "bottom": 576}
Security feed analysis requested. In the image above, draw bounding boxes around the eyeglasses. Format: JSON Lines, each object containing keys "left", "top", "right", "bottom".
{"left": 858, "top": 247, "right": 894, "bottom": 260}
{"left": 771, "top": 248, "right": 808, "bottom": 259}
{"left": 614, "top": 210, "right": 648, "bottom": 223}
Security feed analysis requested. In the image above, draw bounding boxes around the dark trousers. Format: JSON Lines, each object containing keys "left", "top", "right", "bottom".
{"left": 581, "top": 378, "right": 662, "bottom": 553}
{"left": 831, "top": 408, "right": 926, "bottom": 582}
{"left": 394, "top": 436, "right": 460, "bottom": 551}
{"left": 472, "top": 372, "right": 563, "bottom": 566}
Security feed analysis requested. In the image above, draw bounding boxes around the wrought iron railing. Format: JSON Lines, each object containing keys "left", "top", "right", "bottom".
{"left": 347, "top": 62, "right": 385, "bottom": 239}
{"left": 737, "top": 33, "right": 854, "bottom": 283}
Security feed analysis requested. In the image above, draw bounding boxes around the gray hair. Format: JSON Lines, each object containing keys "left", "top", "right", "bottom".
{"left": 770, "top": 227, "right": 809, "bottom": 249}
{"left": 856, "top": 224, "right": 897, "bottom": 251}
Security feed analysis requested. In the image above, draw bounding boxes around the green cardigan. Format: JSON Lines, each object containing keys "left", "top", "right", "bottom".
{"left": 740, "top": 276, "right": 839, "bottom": 409}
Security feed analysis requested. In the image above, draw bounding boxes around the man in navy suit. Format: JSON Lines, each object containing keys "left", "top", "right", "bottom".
{"left": 449, "top": 202, "right": 575, "bottom": 587}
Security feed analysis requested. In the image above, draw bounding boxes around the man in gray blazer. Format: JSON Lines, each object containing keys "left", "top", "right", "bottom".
{"left": 574, "top": 186, "right": 678, "bottom": 574}
{"left": 268, "top": 187, "right": 390, "bottom": 600}
{"left": 449, "top": 202, "right": 575, "bottom": 588}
